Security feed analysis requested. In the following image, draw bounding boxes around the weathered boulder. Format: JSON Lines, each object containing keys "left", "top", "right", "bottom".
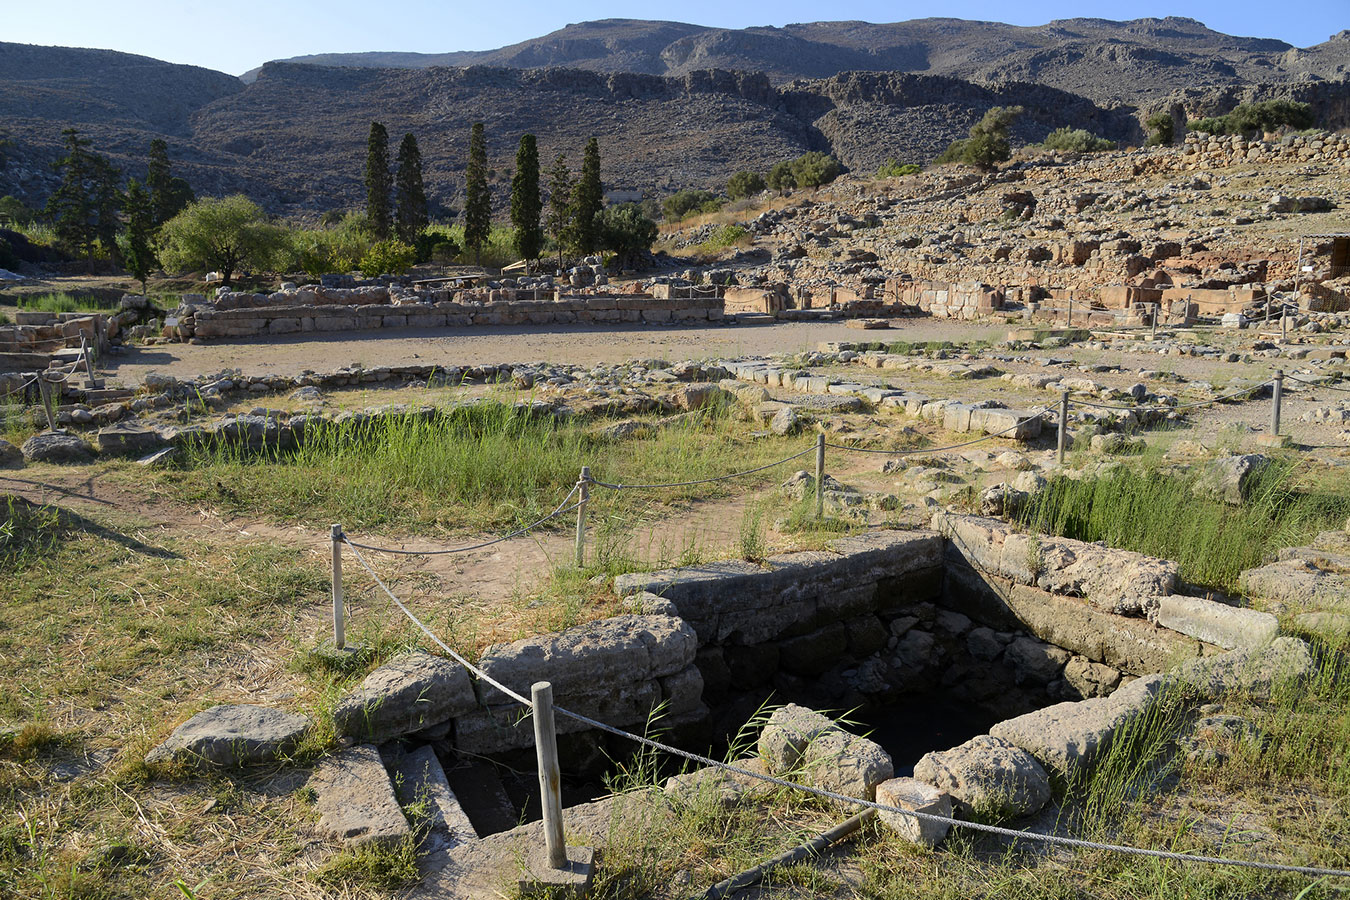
{"left": 876, "top": 777, "right": 952, "bottom": 846}
{"left": 310, "top": 744, "right": 410, "bottom": 848}
{"left": 145, "top": 704, "right": 310, "bottom": 768}
{"left": 1003, "top": 637, "right": 1072, "bottom": 685}
{"left": 663, "top": 766, "right": 744, "bottom": 808}
{"left": 989, "top": 674, "right": 1167, "bottom": 779}
{"left": 1151, "top": 594, "right": 1278, "bottom": 650}
{"left": 758, "top": 704, "right": 838, "bottom": 773}
{"left": 21, "top": 431, "right": 95, "bottom": 464}
{"left": 333, "top": 652, "right": 476, "bottom": 743}
{"left": 1192, "top": 454, "right": 1270, "bottom": 505}
{"left": 1061, "top": 656, "right": 1122, "bottom": 699}
{"left": 1178, "top": 715, "right": 1264, "bottom": 764}
{"left": 769, "top": 405, "right": 799, "bottom": 436}
{"left": 95, "top": 426, "right": 170, "bottom": 457}
{"left": 934, "top": 513, "right": 1176, "bottom": 616}
{"left": 0, "top": 439, "right": 22, "bottom": 468}
{"left": 1240, "top": 559, "right": 1350, "bottom": 613}
{"left": 1175, "top": 637, "right": 1313, "bottom": 701}
{"left": 913, "top": 734, "right": 1050, "bottom": 820}
{"left": 802, "top": 729, "right": 894, "bottom": 808}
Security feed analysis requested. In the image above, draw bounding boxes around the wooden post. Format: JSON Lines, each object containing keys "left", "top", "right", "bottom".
{"left": 37, "top": 375, "right": 57, "bottom": 431}
{"left": 1150, "top": 305, "right": 1158, "bottom": 340}
{"left": 81, "top": 337, "right": 95, "bottom": 381}
{"left": 574, "top": 467, "right": 589, "bottom": 569}
{"left": 1067, "top": 298, "right": 1073, "bottom": 327}
{"left": 330, "top": 524, "right": 345, "bottom": 650}
{"left": 531, "top": 682, "right": 568, "bottom": 870}
{"left": 1057, "top": 391, "right": 1069, "bottom": 464}
{"left": 1281, "top": 309, "right": 1288, "bottom": 343}
{"left": 1271, "top": 370, "right": 1284, "bottom": 436}
{"left": 814, "top": 433, "right": 825, "bottom": 519}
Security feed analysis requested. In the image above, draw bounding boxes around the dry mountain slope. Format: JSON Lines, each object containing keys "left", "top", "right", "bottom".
{"left": 248, "top": 16, "right": 1350, "bottom": 102}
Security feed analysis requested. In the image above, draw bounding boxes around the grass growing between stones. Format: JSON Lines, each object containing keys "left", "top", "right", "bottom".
{"left": 171, "top": 400, "right": 809, "bottom": 538}
{"left": 1017, "top": 458, "right": 1350, "bottom": 594}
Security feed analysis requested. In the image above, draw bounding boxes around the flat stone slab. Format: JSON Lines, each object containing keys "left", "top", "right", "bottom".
{"left": 21, "top": 431, "right": 95, "bottom": 464}
{"left": 1153, "top": 594, "right": 1278, "bottom": 650}
{"left": 145, "top": 704, "right": 310, "bottom": 768}
{"left": 989, "top": 674, "right": 1166, "bottom": 780}
{"left": 517, "top": 845, "right": 596, "bottom": 896}
{"left": 95, "top": 425, "right": 170, "bottom": 457}
{"left": 390, "top": 745, "right": 477, "bottom": 847}
{"left": 333, "top": 651, "right": 476, "bottom": 743}
{"left": 1176, "top": 637, "right": 1314, "bottom": 701}
{"left": 1240, "top": 559, "right": 1350, "bottom": 613}
{"left": 311, "top": 744, "right": 411, "bottom": 849}
{"left": 913, "top": 734, "right": 1050, "bottom": 820}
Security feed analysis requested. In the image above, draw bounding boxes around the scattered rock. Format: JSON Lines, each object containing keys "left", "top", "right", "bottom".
{"left": 21, "top": 431, "right": 95, "bottom": 464}
{"left": 913, "top": 734, "right": 1051, "bottom": 820}
{"left": 876, "top": 777, "right": 951, "bottom": 846}
{"left": 145, "top": 704, "right": 310, "bottom": 768}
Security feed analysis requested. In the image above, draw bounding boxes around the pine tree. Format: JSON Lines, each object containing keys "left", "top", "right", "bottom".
{"left": 45, "top": 129, "right": 96, "bottom": 258}
{"left": 463, "top": 123, "right": 491, "bottom": 265}
{"left": 394, "top": 133, "right": 428, "bottom": 245}
{"left": 365, "top": 121, "right": 392, "bottom": 239}
{"left": 545, "top": 153, "right": 572, "bottom": 270}
{"left": 146, "top": 138, "right": 193, "bottom": 227}
{"left": 509, "top": 134, "right": 542, "bottom": 269}
{"left": 122, "top": 179, "right": 156, "bottom": 293}
{"left": 569, "top": 137, "right": 603, "bottom": 255}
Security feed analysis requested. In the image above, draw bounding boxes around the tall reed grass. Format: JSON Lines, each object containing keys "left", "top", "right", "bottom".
{"left": 1017, "top": 459, "right": 1350, "bottom": 593}
{"left": 174, "top": 400, "right": 803, "bottom": 535}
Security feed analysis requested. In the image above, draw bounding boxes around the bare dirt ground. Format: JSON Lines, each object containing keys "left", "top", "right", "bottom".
{"left": 102, "top": 320, "right": 1007, "bottom": 386}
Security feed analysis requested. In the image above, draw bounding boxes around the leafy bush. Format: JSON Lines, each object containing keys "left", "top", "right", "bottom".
{"left": 1187, "top": 100, "right": 1316, "bottom": 135}
{"left": 1145, "top": 111, "right": 1175, "bottom": 146}
{"left": 358, "top": 239, "right": 416, "bottom": 276}
{"left": 1040, "top": 127, "right": 1116, "bottom": 152}
{"left": 662, "top": 189, "right": 723, "bottom": 222}
{"left": 766, "top": 161, "right": 796, "bottom": 193}
{"left": 936, "top": 106, "right": 1024, "bottom": 170}
{"left": 876, "top": 159, "right": 920, "bottom": 178}
{"left": 415, "top": 229, "right": 459, "bottom": 265}
{"left": 283, "top": 212, "right": 372, "bottom": 278}
{"left": 598, "top": 203, "right": 658, "bottom": 267}
{"left": 158, "top": 195, "right": 284, "bottom": 285}
{"left": 789, "top": 151, "right": 841, "bottom": 189}
{"left": 697, "top": 224, "right": 748, "bottom": 252}
{"left": 725, "top": 170, "right": 766, "bottom": 200}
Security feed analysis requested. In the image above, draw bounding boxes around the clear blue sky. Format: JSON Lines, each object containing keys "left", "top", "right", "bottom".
{"left": 7, "top": 0, "right": 1345, "bottom": 76}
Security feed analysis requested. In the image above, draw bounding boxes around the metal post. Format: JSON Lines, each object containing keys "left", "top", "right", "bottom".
{"left": 531, "top": 682, "right": 568, "bottom": 870}
{"left": 814, "top": 433, "right": 825, "bottom": 519}
{"left": 1271, "top": 370, "right": 1284, "bottom": 435}
{"left": 1057, "top": 391, "right": 1069, "bottom": 464}
{"left": 37, "top": 375, "right": 57, "bottom": 431}
{"left": 330, "top": 524, "right": 345, "bottom": 650}
{"left": 574, "top": 467, "right": 589, "bottom": 569}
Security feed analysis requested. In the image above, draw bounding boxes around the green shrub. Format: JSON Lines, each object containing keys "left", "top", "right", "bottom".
{"left": 726, "top": 170, "right": 766, "bottom": 200}
{"left": 1146, "top": 111, "right": 1175, "bottom": 146}
{"left": 696, "top": 224, "right": 748, "bottom": 253}
{"left": 789, "top": 151, "right": 841, "bottom": 189}
{"left": 1040, "top": 127, "right": 1116, "bottom": 152}
{"left": 358, "top": 239, "right": 416, "bottom": 276}
{"left": 1187, "top": 100, "right": 1316, "bottom": 135}
{"left": 876, "top": 159, "right": 920, "bottom": 178}
{"left": 766, "top": 160, "right": 796, "bottom": 193}
{"left": 937, "top": 106, "right": 1023, "bottom": 170}
{"left": 598, "top": 203, "right": 658, "bottom": 267}
{"left": 662, "top": 189, "right": 723, "bottom": 222}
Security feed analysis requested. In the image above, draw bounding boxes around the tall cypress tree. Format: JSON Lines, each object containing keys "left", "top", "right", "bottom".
{"left": 45, "top": 129, "right": 96, "bottom": 258}
{"left": 122, "top": 178, "right": 156, "bottom": 293}
{"left": 509, "top": 134, "right": 542, "bottom": 268}
{"left": 394, "top": 133, "right": 428, "bottom": 245}
{"left": 90, "top": 154, "right": 124, "bottom": 264}
{"left": 364, "top": 121, "right": 392, "bottom": 240}
{"left": 569, "top": 137, "right": 603, "bottom": 255}
{"left": 545, "top": 153, "right": 572, "bottom": 271}
{"left": 146, "top": 138, "right": 193, "bottom": 227}
{"left": 463, "top": 122, "right": 490, "bottom": 265}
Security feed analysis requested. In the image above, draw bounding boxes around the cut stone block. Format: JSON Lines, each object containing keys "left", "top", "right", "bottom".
{"left": 1153, "top": 594, "right": 1278, "bottom": 650}
{"left": 389, "top": 745, "right": 476, "bottom": 847}
{"left": 758, "top": 704, "right": 838, "bottom": 773}
{"left": 913, "top": 734, "right": 1051, "bottom": 819}
{"left": 145, "top": 704, "right": 310, "bottom": 768}
{"left": 875, "top": 777, "right": 952, "bottom": 846}
{"left": 310, "top": 744, "right": 410, "bottom": 849}
{"left": 802, "top": 729, "right": 894, "bottom": 809}
{"left": 333, "top": 651, "right": 476, "bottom": 743}
{"left": 1176, "top": 637, "right": 1313, "bottom": 701}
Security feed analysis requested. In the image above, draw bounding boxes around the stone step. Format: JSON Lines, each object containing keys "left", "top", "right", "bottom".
{"left": 311, "top": 744, "right": 411, "bottom": 849}
{"left": 388, "top": 745, "right": 477, "bottom": 849}
{"left": 732, "top": 314, "right": 777, "bottom": 326}
{"left": 443, "top": 759, "right": 520, "bottom": 837}
{"left": 84, "top": 388, "right": 133, "bottom": 405}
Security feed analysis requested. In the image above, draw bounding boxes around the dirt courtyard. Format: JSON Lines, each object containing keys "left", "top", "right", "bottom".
{"left": 103, "top": 319, "right": 1008, "bottom": 385}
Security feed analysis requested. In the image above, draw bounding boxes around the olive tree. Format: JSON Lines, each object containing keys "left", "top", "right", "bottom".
{"left": 158, "top": 194, "right": 281, "bottom": 286}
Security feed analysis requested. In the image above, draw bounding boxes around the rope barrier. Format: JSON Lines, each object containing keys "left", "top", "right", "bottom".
{"left": 337, "top": 545, "right": 1350, "bottom": 880}
{"left": 585, "top": 445, "right": 817, "bottom": 491}
{"left": 1286, "top": 373, "right": 1350, "bottom": 394}
{"left": 825, "top": 405, "right": 1054, "bottom": 455}
{"left": 343, "top": 484, "right": 582, "bottom": 556}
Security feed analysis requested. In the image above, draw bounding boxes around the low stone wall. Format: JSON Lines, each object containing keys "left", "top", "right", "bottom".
{"left": 181, "top": 294, "right": 725, "bottom": 340}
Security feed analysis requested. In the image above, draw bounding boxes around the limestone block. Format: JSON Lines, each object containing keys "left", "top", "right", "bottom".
{"left": 333, "top": 652, "right": 476, "bottom": 743}
{"left": 145, "top": 704, "right": 310, "bottom": 768}
{"left": 802, "top": 729, "right": 894, "bottom": 808}
{"left": 1175, "top": 637, "right": 1313, "bottom": 701}
{"left": 913, "top": 734, "right": 1050, "bottom": 819}
{"left": 21, "top": 431, "right": 95, "bottom": 464}
{"left": 94, "top": 426, "right": 169, "bottom": 457}
{"left": 389, "top": 745, "right": 476, "bottom": 845}
{"left": 311, "top": 744, "right": 410, "bottom": 848}
{"left": 876, "top": 777, "right": 951, "bottom": 846}
{"left": 1003, "top": 636, "right": 1072, "bottom": 684}
{"left": 1153, "top": 595, "right": 1278, "bottom": 650}
{"left": 758, "top": 704, "right": 838, "bottom": 773}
